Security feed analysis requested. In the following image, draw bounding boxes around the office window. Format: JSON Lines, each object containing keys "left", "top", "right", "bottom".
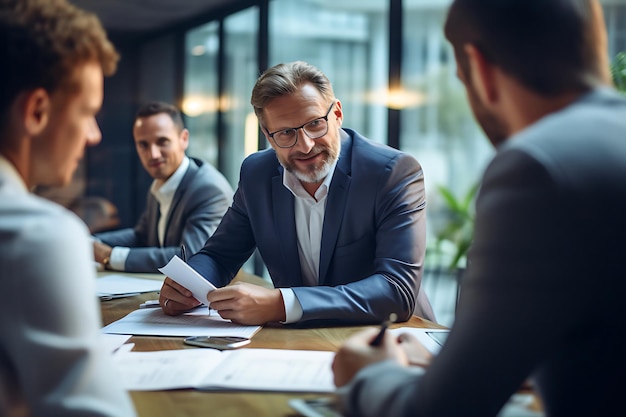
{"left": 184, "top": 21, "right": 220, "bottom": 168}
{"left": 604, "top": 0, "right": 626, "bottom": 57}
{"left": 401, "top": 0, "right": 493, "bottom": 246}
{"left": 269, "top": 0, "right": 390, "bottom": 143}
{"left": 222, "top": 7, "right": 260, "bottom": 185}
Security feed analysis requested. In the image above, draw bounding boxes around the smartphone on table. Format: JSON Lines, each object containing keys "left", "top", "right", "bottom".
{"left": 289, "top": 397, "right": 343, "bottom": 417}
{"left": 184, "top": 336, "right": 250, "bottom": 350}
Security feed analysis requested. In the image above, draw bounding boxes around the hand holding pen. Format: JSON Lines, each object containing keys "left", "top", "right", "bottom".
{"left": 370, "top": 313, "right": 398, "bottom": 346}
{"left": 332, "top": 312, "right": 400, "bottom": 387}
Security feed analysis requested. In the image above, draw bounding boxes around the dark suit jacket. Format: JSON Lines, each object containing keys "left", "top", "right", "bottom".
{"left": 96, "top": 157, "right": 233, "bottom": 273}
{"left": 188, "top": 129, "right": 434, "bottom": 324}
{"left": 339, "top": 88, "right": 626, "bottom": 416}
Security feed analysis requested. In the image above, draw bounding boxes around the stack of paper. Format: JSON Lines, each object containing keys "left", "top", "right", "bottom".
{"left": 96, "top": 274, "right": 163, "bottom": 300}
{"left": 101, "top": 306, "right": 261, "bottom": 338}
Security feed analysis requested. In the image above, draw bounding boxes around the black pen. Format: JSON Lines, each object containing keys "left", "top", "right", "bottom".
{"left": 180, "top": 244, "right": 187, "bottom": 262}
{"left": 370, "top": 313, "right": 398, "bottom": 346}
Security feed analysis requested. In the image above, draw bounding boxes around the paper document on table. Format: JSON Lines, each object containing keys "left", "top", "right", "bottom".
{"left": 112, "top": 348, "right": 336, "bottom": 393}
{"left": 389, "top": 327, "right": 450, "bottom": 355}
{"left": 96, "top": 274, "right": 163, "bottom": 298}
{"left": 101, "top": 306, "right": 261, "bottom": 338}
{"left": 158, "top": 255, "right": 216, "bottom": 305}
{"left": 100, "top": 333, "right": 132, "bottom": 354}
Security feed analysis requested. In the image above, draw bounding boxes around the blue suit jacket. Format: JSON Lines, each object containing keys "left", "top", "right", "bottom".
{"left": 96, "top": 157, "right": 233, "bottom": 273}
{"left": 189, "top": 129, "right": 434, "bottom": 324}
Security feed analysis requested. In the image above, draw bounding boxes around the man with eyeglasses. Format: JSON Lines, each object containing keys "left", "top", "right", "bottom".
{"left": 158, "top": 61, "right": 434, "bottom": 326}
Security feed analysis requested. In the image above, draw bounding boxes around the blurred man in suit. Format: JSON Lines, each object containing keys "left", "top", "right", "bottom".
{"left": 158, "top": 61, "right": 434, "bottom": 325}
{"left": 332, "top": 1, "right": 626, "bottom": 416}
{"left": 93, "top": 101, "right": 233, "bottom": 273}
{"left": 0, "top": 0, "right": 136, "bottom": 415}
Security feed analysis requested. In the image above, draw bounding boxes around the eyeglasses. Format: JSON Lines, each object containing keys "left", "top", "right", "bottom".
{"left": 265, "top": 102, "right": 336, "bottom": 148}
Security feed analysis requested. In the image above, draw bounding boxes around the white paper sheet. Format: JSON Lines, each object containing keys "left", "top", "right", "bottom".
{"left": 158, "top": 255, "right": 216, "bottom": 305}
{"left": 96, "top": 274, "right": 163, "bottom": 298}
{"left": 100, "top": 333, "right": 132, "bottom": 353}
{"left": 389, "top": 327, "right": 449, "bottom": 355}
{"left": 101, "top": 306, "right": 261, "bottom": 338}
{"left": 112, "top": 348, "right": 336, "bottom": 393}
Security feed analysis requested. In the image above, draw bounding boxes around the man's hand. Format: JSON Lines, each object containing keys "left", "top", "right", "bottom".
{"left": 93, "top": 241, "right": 112, "bottom": 264}
{"left": 332, "top": 327, "right": 409, "bottom": 387}
{"left": 159, "top": 277, "right": 201, "bottom": 315}
{"left": 207, "top": 282, "right": 286, "bottom": 325}
{"left": 397, "top": 332, "right": 433, "bottom": 367}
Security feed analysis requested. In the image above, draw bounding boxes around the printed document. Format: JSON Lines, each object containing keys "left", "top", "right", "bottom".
{"left": 101, "top": 306, "right": 261, "bottom": 338}
{"left": 112, "top": 348, "right": 336, "bottom": 393}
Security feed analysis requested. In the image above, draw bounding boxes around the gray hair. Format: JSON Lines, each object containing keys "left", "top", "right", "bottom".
{"left": 250, "top": 61, "right": 335, "bottom": 126}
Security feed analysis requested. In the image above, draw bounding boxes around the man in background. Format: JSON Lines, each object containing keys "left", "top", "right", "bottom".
{"left": 93, "top": 101, "right": 233, "bottom": 273}
{"left": 159, "top": 61, "right": 434, "bottom": 325}
{"left": 0, "top": 0, "right": 136, "bottom": 415}
{"left": 332, "top": 0, "right": 626, "bottom": 416}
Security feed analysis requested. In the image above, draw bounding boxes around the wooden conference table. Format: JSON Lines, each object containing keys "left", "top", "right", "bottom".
{"left": 98, "top": 271, "right": 445, "bottom": 417}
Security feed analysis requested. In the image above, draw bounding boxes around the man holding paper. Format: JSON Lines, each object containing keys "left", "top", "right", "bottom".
{"left": 159, "top": 61, "right": 434, "bottom": 326}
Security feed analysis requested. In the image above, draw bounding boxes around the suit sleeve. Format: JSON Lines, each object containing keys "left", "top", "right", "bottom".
{"left": 96, "top": 169, "right": 233, "bottom": 273}
{"left": 123, "top": 180, "right": 233, "bottom": 273}
{"left": 294, "top": 153, "right": 428, "bottom": 323}
{"left": 339, "top": 148, "right": 586, "bottom": 416}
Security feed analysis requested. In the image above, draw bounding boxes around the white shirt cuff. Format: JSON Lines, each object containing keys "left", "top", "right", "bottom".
{"left": 109, "top": 246, "right": 130, "bottom": 271}
{"left": 279, "top": 288, "right": 303, "bottom": 323}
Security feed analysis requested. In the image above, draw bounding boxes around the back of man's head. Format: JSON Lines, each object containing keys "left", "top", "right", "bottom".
{"left": 444, "top": 0, "right": 610, "bottom": 96}
{"left": 135, "top": 101, "right": 185, "bottom": 133}
{"left": 0, "top": 0, "right": 119, "bottom": 132}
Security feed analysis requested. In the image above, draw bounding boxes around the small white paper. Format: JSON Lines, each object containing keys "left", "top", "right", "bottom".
{"left": 100, "top": 333, "right": 132, "bottom": 354}
{"left": 158, "top": 255, "right": 216, "bottom": 305}
{"left": 389, "top": 327, "right": 450, "bottom": 355}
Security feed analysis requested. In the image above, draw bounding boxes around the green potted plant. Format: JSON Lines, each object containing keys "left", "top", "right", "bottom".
{"left": 428, "top": 182, "right": 478, "bottom": 308}
{"left": 611, "top": 51, "right": 626, "bottom": 94}
{"left": 434, "top": 182, "right": 479, "bottom": 270}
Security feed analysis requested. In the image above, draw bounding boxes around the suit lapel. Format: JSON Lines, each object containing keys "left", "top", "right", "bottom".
{"left": 318, "top": 133, "right": 353, "bottom": 284}
{"left": 272, "top": 168, "right": 302, "bottom": 282}
{"left": 146, "top": 194, "right": 161, "bottom": 246}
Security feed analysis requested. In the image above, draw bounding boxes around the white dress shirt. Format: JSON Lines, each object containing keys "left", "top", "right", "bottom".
{"left": 109, "top": 156, "right": 190, "bottom": 270}
{"left": 279, "top": 157, "right": 338, "bottom": 323}
{"left": 0, "top": 155, "right": 137, "bottom": 416}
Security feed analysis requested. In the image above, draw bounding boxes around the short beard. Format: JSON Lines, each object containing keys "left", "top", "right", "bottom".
{"left": 281, "top": 139, "right": 341, "bottom": 184}
{"left": 290, "top": 156, "right": 333, "bottom": 184}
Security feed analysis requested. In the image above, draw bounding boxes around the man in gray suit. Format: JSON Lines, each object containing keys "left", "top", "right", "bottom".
{"left": 333, "top": 0, "right": 626, "bottom": 416}
{"left": 93, "top": 101, "right": 233, "bottom": 273}
{"left": 159, "top": 61, "right": 435, "bottom": 325}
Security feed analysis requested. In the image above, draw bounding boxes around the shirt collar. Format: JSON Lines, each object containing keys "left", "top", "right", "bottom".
{"left": 0, "top": 154, "right": 28, "bottom": 194}
{"left": 150, "top": 156, "right": 190, "bottom": 202}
